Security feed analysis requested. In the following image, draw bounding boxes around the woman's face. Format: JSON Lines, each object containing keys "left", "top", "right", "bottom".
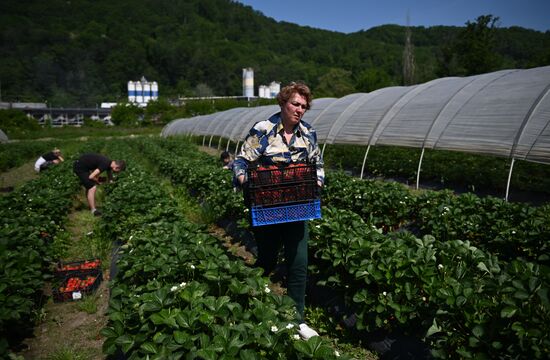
{"left": 281, "top": 92, "right": 307, "bottom": 128}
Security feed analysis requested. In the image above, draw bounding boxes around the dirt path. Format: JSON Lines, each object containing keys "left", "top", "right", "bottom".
{"left": 18, "top": 192, "right": 110, "bottom": 360}
{"left": 19, "top": 280, "right": 110, "bottom": 359}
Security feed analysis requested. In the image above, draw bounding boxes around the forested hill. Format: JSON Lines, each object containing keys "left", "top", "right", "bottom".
{"left": 1, "top": 0, "right": 549, "bottom": 106}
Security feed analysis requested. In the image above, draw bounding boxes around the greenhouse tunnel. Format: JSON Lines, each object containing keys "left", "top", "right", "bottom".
{"left": 0, "top": 129, "right": 8, "bottom": 143}
{"left": 162, "top": 66, "right": 550, "bottom": 200}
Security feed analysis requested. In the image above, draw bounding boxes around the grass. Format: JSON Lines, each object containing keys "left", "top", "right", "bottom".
{"left": 77, "top": 294, "right": 98, "bottom": 314}
{"left": 65, "top": 187, "right": 114, "bottom": 261}
{"left": 0, "top": 161, "right": 37, "bottom": 192}
{"left": 45, "top": 346, "right": 89, "bottom": 360}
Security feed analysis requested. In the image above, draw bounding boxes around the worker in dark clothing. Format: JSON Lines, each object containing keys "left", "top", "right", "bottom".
{"left": 73, "top": 153, "right": 126, "bottom": 216}
{"left": 34, "top": 148, "right": 64, "bottom": 172}
{"left": 220, "top": 151, "right": 234, "bottom": 170}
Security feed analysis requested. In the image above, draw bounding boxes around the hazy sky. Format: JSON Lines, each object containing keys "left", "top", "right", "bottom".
{"left": 236, "top": 0, "right": 550, "bottom": 33}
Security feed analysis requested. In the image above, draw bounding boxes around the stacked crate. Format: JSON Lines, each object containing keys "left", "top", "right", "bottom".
{"left": 246, "top": 163, "right": 321, "bottom": 226}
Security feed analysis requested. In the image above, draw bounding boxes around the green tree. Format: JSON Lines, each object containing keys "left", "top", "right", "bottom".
{"left": 1, "top": 0, "right": 548, "bottom": 106}
{"left": 0, "top": 109, "right": 41, "bottom": 137}
{"left": 194, "top": 83, "right": 214, "bottom": 97}
{"left": 355, "top": 68, "right": 394, "bottom": 93}
{"left": 110, "top": 103, "right": 144, "bottom": 126}
{"left": 144, "top": 98, "right": 185, "bottom": 125}
{"left": 315, "top": 68, "right": 355, "bottom": 98}
{"left": 454, "top": 15, "right": 503, "bottom": 75}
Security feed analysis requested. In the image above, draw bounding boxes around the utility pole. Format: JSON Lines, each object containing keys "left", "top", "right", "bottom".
{"left": 403, "top": 11, "right": 416, "bottom": 86}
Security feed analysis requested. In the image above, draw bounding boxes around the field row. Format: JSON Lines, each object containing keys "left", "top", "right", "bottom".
{"left": 155, "top": 137, "right": 549, "bottom": 359}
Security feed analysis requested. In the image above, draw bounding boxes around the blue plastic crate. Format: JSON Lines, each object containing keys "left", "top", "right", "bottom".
{"left": 251, "top": 199, "right": 321, "bottom": 226}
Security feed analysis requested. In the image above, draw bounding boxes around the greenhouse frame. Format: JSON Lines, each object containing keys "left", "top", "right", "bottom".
{"left": 162, "top": 66, "right": 550, "bottom": 200}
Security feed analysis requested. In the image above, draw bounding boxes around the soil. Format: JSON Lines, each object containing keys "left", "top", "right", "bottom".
{"left": 18, "top": 278, "right": 110, "bottom": 360}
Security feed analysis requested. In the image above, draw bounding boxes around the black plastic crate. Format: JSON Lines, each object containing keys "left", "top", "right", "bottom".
{"left": 54, "top": 258, "right": 102, "bottom": 278}
{"left": 246, "top": 163, "right": 318, "bottom": 207}
{"left": 52, "top": 268, "right": 103, "bottom": 302}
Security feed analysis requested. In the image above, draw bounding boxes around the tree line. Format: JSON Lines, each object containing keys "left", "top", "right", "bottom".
{"left": 0, "top": 0, "right": 548, "bottom": 107}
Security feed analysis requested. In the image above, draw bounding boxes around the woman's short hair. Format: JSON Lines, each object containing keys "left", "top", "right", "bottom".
{"left": 220, "top": 151, "right": 230, "bottom": 161}
{"left": 276, "top": 82, "right": 313, "bottom": 110}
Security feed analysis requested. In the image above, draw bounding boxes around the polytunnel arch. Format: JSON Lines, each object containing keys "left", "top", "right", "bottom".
{"left": 227, "top": 106, "right": 279, "bottom": 142}
{"left": 162, "top": 66, "right": 550, "bottom": 200}
{"left": 207, "top": 108, "right": 250, "bottom": 148}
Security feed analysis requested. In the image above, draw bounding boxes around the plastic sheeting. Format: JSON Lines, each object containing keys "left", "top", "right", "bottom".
{"left": 0, "top": 129, "right": 8, "bottom": 143}
{"left": 162, "top": 66, "right": 550, "bottom": 165}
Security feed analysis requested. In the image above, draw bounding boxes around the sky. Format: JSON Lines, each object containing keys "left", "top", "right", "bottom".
{"left": 235, "top": 0, "right": 550, "bottom": 33}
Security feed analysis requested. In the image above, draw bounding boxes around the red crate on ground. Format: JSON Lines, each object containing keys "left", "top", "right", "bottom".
{"left": 55, "top": 258, "right": 101, "bottom": 277}
{"left": 52, "top": 268, "right": 103, "bottom": 302}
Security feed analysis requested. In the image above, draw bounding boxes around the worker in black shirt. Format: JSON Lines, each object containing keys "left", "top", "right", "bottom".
{"left": 73, "top": 153, "right": 126, "bottom": 216}
{"left": 34, "top": 148, "right": 64, "bottom": 172}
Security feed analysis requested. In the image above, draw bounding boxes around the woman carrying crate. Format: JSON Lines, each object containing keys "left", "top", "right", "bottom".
{"left": 233, "top": 82, "right": 324, "bottom": 340}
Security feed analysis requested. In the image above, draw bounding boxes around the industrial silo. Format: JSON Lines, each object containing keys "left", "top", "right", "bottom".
{"left": 151, "top": 81, "right": 159, "bottom": 100}
{"left": 128, "top": 81, "right": 136, "bottom": 102}
{"left": 269, "top": 81, "right": 281, "bottom": 98}
{"left": 143, "top": 81, "right": 151, "bottom": 103}
{"left": 243, "top": 68, "right": 254, "bottom": 97}
{"left": 259, "top": 85, "right": 268, "bottom": 98}
{"left": 135, "top": 81, "right": 143, "bottom": 103}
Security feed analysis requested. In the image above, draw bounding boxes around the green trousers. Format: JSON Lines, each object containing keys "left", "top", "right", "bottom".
{"left": 253, "top": 221, "right": 309, "bottom": 321}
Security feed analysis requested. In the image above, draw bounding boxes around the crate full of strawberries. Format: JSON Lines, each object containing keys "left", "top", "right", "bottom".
{"left": 55, "top": 258, "right": 101, "bottom": 277}
{"left": 53, "top": 268, "right": 103, "bottom": 302}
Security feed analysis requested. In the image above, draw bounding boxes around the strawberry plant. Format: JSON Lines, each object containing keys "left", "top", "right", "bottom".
{"left": 0, "top": 158, "right": 81, "bottom": 354}
{"left": 99, "top": 139, "right": 346, "bottom": 359}
{"left": 125, "top": 137, "right": 550, "bottom": 359}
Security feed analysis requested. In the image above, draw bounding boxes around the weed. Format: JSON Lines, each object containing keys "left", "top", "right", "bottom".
{"left": 45, "top": 346, "right": 87, "bottom": 360}
{"left": 77, "top": 294, "right": 98, "bottom": 314}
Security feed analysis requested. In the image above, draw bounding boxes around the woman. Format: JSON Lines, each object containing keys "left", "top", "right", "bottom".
{"left": 233, "top": 82, "right": 324, "bottom": 340}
